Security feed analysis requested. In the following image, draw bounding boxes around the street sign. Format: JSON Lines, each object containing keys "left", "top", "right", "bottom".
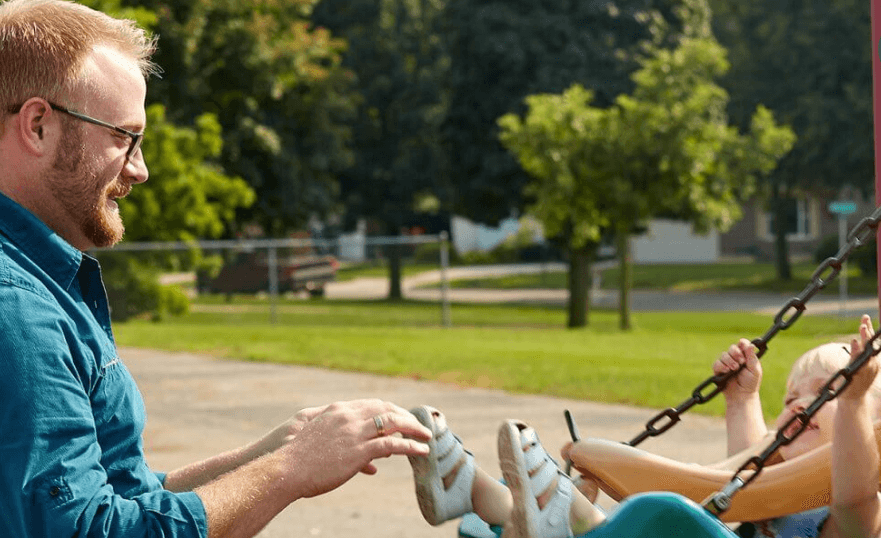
{"left": 829, "top": 201, "right": 857, "bottom": 215}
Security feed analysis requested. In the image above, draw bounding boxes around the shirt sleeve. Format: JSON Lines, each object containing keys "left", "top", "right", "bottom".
{"left": 0, "top": 287, "right": 208, "bottom": 538}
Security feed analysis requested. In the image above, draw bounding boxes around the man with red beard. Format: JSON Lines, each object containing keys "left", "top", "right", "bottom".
{"left": 0, "top": 2, "right": 430, "bottom": 537}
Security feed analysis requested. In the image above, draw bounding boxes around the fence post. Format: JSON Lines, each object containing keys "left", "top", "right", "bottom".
{"left": 267, "top": 246, "right": 279, "bottom": 324}
{"left": 439, "top": 231, "right": 451, "bottom": 327}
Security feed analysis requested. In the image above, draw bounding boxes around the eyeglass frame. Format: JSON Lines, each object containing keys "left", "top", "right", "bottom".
{"left": 6, "top": 100, "right": 144, "bottom": 160}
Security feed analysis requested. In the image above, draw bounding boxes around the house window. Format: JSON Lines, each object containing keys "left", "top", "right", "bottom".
{"left": 758, "top": 197, "right": 818, "bottom": 242}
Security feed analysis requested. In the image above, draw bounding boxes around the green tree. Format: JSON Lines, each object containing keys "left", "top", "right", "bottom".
{"left": 102, "top": 105, "right": 256, "bottom": 321}
{"left": 132, "top": 0, "right": 357, "bottom": 234}
{"left": 711, "top": 0, "right": 872, "bottom": 279}
{"left": 313, "top": 0, "right": 448, "bottom": 299}
{"left": 499, "top": 38, "right": 795, "bottom": 329}
{"left": 122, "top": 105, "right": 256, "bottom": 241}
{"left": 82, "top": 1, "right": 257, "bottom": 320}
{"left": 441, "top": 0, "right": 715, "bottom": 226}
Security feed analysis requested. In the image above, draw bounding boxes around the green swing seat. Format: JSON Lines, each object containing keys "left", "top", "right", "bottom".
{"left": 458, "top": 492, "right": 738, "bottom": 538}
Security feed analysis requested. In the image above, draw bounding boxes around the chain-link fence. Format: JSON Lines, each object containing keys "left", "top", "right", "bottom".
{"left": 95, "top": 233, "right": 453, "bottom": 326}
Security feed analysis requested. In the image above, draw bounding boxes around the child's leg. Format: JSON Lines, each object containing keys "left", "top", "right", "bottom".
{"left": 498, "top": 420, "right": 606, "bottom": 538}
{"left": 409, "top": 406, "right": 513, "bottom": 526}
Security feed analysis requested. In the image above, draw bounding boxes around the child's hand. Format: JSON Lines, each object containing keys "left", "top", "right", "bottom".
{"left": 713, "top": 338, "right": 762, "bottom": 402}
{"left": 842, "top": 315, "right": 879, "bottom": 402}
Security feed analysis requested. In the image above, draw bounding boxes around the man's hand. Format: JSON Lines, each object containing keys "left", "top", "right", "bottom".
{"left": 280, "top": 399, "right": 431, "bottom": 500}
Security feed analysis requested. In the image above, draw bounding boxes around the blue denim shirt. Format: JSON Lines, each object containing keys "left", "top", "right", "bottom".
{"left": 0, "top": 192, "right": 208, "bottom": 537}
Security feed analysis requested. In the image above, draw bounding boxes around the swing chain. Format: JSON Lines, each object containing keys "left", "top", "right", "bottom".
{"left": 704, "top": 329, "right": 881, "bottom": 516}
{"left": 627, "top": 206, "right": 881, "bottom": 448}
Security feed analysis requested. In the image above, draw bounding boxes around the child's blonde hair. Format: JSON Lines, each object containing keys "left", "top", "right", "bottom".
{"left": 787, "top": 342, "right": 881, "bottom": 417}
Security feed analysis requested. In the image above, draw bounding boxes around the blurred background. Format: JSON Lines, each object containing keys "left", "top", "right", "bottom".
{"left": 82, "top": 0, "right": 880, "bottom": 420}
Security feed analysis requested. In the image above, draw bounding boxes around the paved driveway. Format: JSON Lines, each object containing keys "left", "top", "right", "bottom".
{"left": 136, "top": 265, "right": 877, "bottom": 536}
{"left": 129, "top": 347, "right": 728, "bottom": 538}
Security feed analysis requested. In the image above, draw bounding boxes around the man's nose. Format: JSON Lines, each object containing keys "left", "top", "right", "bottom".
{"left": 123, "top": 150, "right": 148, "bottom": 184}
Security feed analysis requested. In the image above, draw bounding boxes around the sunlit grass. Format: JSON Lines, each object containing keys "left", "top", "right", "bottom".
{"left": 116, "top": 298, "right": 861, "bottom": 421}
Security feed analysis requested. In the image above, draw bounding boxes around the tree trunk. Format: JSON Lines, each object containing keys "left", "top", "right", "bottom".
{"left": 771, "top": 185, "right": 792, "bottom": 281}
{"left": 386, "top": 238, "right": 404, "bottom": 301}
{"left": 567, "top": 245, "right": 593, "bottom": 328}
{"left": 617, "top": 225, "right": 632, "bottom": 331}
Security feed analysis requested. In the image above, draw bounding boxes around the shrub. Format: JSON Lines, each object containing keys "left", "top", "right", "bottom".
{"left": 97, "top": 252, "right": 190, "bottom": 322}
{"left": 814, "top": 234, "right": 876, "bottom": 277}
{"left": 412, "top": 241, "right": 460, "bottom": 265}
{"left": 851, "top": 237, "right": 877, "bottom": 277}
{"left": 813, "top": 235, "right": 839, "bottom": 264}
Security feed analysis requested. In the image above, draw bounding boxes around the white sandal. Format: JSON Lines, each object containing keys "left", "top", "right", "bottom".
{"left": 409, "top": 405, "right": 476, "bottom": 526}
{"left": 498, "top": 420, "right": 574, "bottom": 538}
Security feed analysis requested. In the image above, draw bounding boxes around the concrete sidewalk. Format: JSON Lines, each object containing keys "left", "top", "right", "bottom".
{"left": 128, "top": 347, "right": 728, "bottom": 538}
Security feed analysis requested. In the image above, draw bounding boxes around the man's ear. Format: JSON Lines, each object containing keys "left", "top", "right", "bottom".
{"left": 16, "top": 98, "right": 54, "bottom": 157}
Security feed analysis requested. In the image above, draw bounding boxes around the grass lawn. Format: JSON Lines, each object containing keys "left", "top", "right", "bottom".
{"left": 439, "top": 261, "right": 878, "bottom": 296}
{"left": 116, "top": 297, "right": 862, "bottom": 422}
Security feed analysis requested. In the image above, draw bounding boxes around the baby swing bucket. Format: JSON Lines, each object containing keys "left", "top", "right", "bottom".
{"left": 458, "top": 492, "right": 739, "bottom": 538}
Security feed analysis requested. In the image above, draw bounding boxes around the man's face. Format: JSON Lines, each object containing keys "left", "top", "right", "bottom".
{"left": 46, "top": 46, "right": 148, "bottom": 249}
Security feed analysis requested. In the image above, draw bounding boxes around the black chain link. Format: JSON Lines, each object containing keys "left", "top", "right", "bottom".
{"left": 627, "top": 206, "right": 881, "bottom": 447}
{"left": 704, "top": 328, "right": 881, "bottom": 516}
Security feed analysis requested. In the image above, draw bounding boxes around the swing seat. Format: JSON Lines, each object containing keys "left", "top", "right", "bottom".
{"left": 458, "top": 492, "right": 737, "bottom": 538}
{"left": 568, "top": 419, "right": 881, "bottom": 523}
{"left": 459, "top": 421, "right": 881, "bottom": 538}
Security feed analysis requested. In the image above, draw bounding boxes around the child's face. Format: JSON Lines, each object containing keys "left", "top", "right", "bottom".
{"left": 772, "top": 373, "right": 837, "bottom": 460}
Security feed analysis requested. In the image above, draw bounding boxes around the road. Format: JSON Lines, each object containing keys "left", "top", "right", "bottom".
{"left": 138, "top": 263, "right": 875, "bottom": 537}
{"left": 131, "top": 347, "right": 728, "bottom": 538}
{"left": 325, "top": 263, "right": 879, "bottom": 318}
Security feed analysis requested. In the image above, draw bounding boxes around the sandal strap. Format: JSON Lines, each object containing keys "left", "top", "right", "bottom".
{"left": 409, "top": 406, "right": 475, "bottom": 525}
{"left": 538, "top": 471, "right": 573, "bottom": 534}
{"left": 435, "top": 427, "right": 467, "bottom": 477}
{"left": 519, "top": 427, "right": 560, "bottom": 496}
{"left": 499, "top": 421, "right": 574, "bottom": 538}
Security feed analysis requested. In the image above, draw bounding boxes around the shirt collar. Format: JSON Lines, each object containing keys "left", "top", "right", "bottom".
{"left": 0, "top": 191, "right": 83, "bottom": 290}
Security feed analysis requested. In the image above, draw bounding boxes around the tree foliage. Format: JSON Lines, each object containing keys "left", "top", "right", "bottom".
{"left": 131, "top": 0, "right": 358, "bottom": 234}
{"left": 441, "top": 0, "right": 716, "bottom": 225}
{"left": 499, "top": 37, "right": 795, "bottom": 329}
{"left": 103, "top": 105, "right": 255, "bottom": 322}
{"left": 81, "top": 1, "right": 257, "bottom": 321}
{"left": 710, "top": 0, "right": 872, "bottom": 278}
{"left": 313, "top": 0, "right": 449, "bottom": 298}
{"left": 121, "top": 105, "right": 256, "bottom": 242}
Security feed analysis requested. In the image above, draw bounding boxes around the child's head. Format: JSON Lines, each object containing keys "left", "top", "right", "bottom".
{"left": 774, "top": 342, "right": 881, "bottom": 460}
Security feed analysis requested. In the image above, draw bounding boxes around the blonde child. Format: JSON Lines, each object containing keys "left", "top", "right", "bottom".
{"left": 406, "top": 315, "right": 881, "bottom": 538}
{"left": 713, "top": 314, "right": 881, "bottom": 537}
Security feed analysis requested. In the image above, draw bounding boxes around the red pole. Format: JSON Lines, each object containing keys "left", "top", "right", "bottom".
{"left": 874, "top": 0, "right": 881, "bottom": 317}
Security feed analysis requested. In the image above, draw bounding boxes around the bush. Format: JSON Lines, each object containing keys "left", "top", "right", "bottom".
{"left": 851, "top": 237, "right": 877, "bottom": 277}
{"left": 412, "top": 241, "right": 460, "bottom": 265}
{"left": 814, "top": 234, "right": 876, "bottom": 277}
{"left": 97, "top": 253, "right": 190, "bottom": 322}
{"left": 813, "top": 235, "right": 840, "bottom": 264}
{"left": 154, "top": 284, "right": 190, "bottom": 322}
{"left": 195, "top": 254, "right": 225, "bottom": 293}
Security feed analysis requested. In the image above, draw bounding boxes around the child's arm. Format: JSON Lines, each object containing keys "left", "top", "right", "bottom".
{"left": 831, "top": 315, "right": 881, "bottom": 538}
{"left": 713, "top": 338, "right": 767, "bottom": 456}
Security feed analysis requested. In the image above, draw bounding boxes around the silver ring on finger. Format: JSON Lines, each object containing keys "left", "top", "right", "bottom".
{"left": 373, "top": 414, "right": 387, "bottom": 437}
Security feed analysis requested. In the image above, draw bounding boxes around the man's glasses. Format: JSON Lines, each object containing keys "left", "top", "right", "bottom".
{"left": 7, "top": 101, "right": 144, "bottom": 160}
